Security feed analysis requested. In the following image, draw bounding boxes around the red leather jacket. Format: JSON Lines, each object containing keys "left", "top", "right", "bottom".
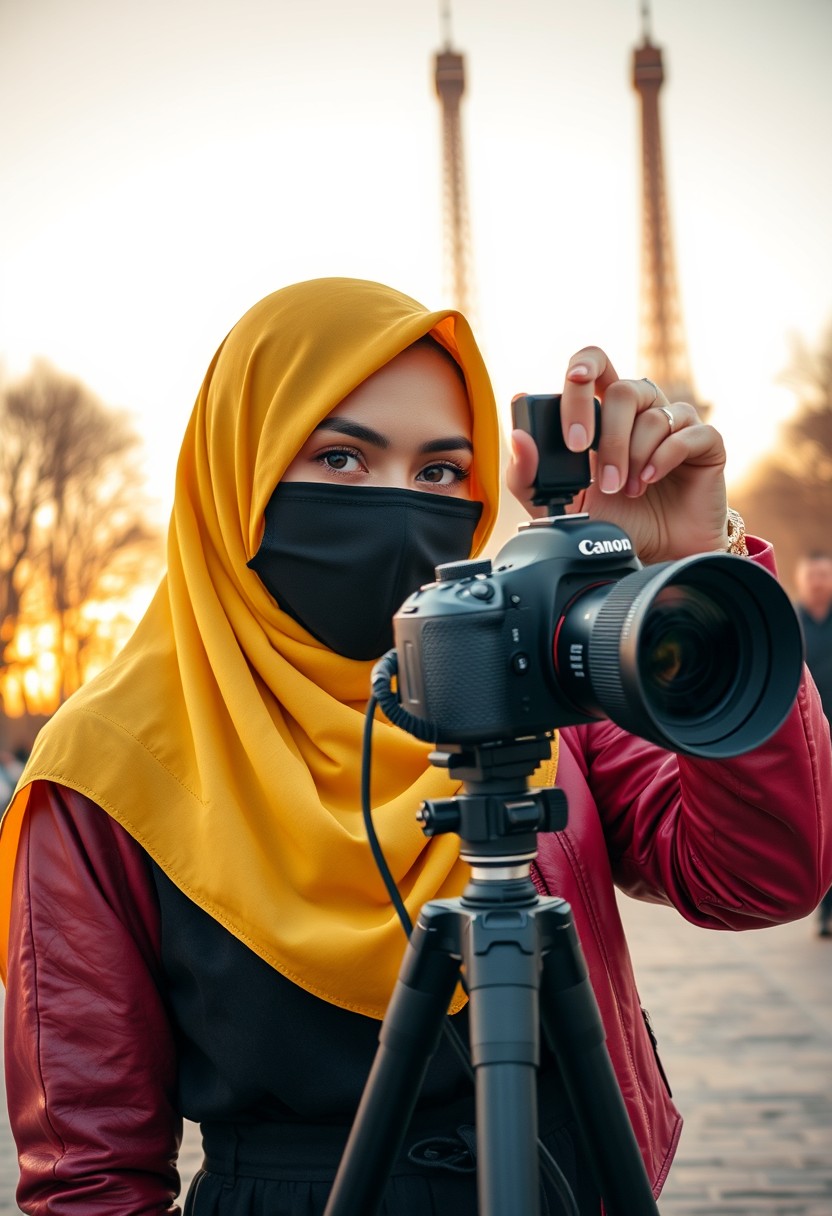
{"left": 5, "top": 538, "right": 832, "bottom": 1213}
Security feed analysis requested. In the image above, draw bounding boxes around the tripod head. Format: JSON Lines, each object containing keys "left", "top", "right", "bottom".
{"left": 418, "top": 736, "right": 567, "bottom": 905}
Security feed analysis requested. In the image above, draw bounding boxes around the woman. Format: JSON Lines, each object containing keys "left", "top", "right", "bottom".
{"left": 1, "top": 277, "right": 830, "bottom": 1215}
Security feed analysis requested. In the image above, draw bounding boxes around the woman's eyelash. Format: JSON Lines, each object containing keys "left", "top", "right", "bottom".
{"left": 428, "top": 460, "right": 470, "bottom": 480}
{"left": 312, "top": 449, "right": 471, "bottom": 481}
{"left": 313, "top": 446, "right": 363, "bottom": 466}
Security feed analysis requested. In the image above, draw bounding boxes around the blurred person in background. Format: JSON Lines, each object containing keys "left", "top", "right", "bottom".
{"left": 794, "top": 550, "right": 832, "bottom": 936}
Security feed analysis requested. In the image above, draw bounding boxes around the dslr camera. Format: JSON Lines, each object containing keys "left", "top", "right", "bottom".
{"left": 391, "top": 394, "right": 802, "bottom": 758}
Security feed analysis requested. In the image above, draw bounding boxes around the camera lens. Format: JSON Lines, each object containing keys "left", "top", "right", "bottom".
{"left": 555, "top": 554, "right": 803, "bottom": 758}
{"left": 639, "top": 586, "right": 737, "bottom": 718}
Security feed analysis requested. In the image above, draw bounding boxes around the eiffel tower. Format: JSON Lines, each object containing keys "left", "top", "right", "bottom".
{"left": 633, "top": 2, "right": 706, "bottom": 411}
{"left": 434, "top": 1, "right": 475, "bottom": 318}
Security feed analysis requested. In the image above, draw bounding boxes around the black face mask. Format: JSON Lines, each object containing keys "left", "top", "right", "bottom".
{"left": 247, "top": 482, "right": 483, "bottom": 660}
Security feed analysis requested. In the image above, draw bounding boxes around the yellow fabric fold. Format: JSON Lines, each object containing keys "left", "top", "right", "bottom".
{"left": 0, "top": 277, "right": 558, "bottom": 1016}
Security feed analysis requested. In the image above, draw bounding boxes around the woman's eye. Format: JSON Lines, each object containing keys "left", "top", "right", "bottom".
{"left": 419, "top": 462, "right": 470, "bottom": 486}
{"left": 317, "top": 449, "right": 362, "bottom": 473}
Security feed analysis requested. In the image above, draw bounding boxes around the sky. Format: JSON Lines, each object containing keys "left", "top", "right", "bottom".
{"left": 2, "top": 0, "right": 831, "bottom": 531}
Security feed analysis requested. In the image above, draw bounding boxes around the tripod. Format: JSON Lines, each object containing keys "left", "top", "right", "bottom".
{"left": 324, "top": 736, "right": 661, "bottom": 1216}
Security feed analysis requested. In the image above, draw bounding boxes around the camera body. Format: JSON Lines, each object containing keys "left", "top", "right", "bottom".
{"left": 394, "top": 515, "right": 639, "bottom": 743}
{"left": 391, "top": 393, "right": 803, "bottom": 759}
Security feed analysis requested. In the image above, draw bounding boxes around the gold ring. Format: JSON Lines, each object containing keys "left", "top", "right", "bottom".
{"left": 657, "top": 405, "right": 675, "bottom": 435}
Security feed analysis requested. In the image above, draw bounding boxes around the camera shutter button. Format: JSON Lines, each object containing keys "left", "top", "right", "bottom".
{"left": 468, "top": 581, "right": 495, "bottom": 601}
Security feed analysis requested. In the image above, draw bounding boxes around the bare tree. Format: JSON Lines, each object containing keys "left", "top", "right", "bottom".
{"left": 0, "top": 364, "right": 59, "bottom": 670}
{"left": 0, "top": 362, "right": 162, "bottom": 713}
{"left": 731, "top": 320, "right": 832, "bottom": 594}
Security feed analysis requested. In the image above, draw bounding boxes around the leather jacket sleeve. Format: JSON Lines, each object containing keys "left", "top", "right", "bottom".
{"left": 580, "top": 539, "right": 832, "bottom": 927}
{"left": 5, "top": 781, "right": 182, "bottom": 1214}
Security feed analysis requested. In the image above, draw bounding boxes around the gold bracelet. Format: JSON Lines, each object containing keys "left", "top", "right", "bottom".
{"left": 725, "top": 507, "right": 748, "bottom": 556}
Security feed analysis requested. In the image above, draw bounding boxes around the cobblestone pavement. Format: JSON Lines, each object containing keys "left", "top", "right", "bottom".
{"left": 1, "top": 896, "right": 830, "bottom": 1213}
{"left": 620, "top": 896, "right": 832, "bottom": 1216}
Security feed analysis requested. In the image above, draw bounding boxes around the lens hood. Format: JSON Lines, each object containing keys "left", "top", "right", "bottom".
{"left": 586, "top": 553, "right": 804, "bottom": 758}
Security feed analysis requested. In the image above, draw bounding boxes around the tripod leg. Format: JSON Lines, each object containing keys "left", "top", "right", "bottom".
{"left": 324, "top": 903, "right": 462, "bottom": 1216}
{"left": 465, "top": 905, "right": 543, "bottom": 1216}
{"left": 538, "top": 899, "right": 660, "bottom": 1216}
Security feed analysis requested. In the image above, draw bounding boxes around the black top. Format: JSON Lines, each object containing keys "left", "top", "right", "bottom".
{"left": 151, "top": 861, "right": 476, "bottom": 1124}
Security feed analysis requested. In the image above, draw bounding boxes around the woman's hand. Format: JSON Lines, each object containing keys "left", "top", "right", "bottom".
{"left": 506, "top": 347, "right": 729, "bottom": 564}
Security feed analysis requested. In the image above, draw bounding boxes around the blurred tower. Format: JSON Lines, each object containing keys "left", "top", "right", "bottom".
{"left": 632, "top": 3, "right": 704, "bottom": 408}
{"left": 434, "top": 2, "right": 475, "bottom": 317}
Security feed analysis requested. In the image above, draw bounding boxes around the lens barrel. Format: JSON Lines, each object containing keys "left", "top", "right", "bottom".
{"left": 556, "top": 554, "right": 803, "bottom": 758}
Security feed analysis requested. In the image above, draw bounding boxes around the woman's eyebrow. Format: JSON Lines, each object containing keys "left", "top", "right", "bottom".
{"left": 313, "top": 418, "right": 389, "bottom": 448}
{"left": 419, "top": 435, "right": 473, "bottom": 455}
{"left": 312, "top": 419, "right": 473, "bottom": 456}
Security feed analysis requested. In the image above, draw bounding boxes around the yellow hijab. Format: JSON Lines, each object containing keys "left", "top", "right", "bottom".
{"left": 0, "top": 277, "right": 556, "bottom": 1017}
